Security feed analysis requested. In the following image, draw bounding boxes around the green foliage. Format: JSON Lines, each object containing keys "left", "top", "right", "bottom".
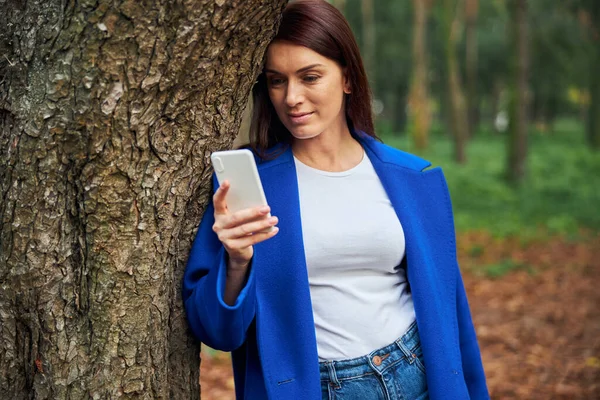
{"left": 381, "top": 119, "right": 600, "bottom": 237}
{"left": 479, "top": 259, "right": 533, "bottom": 279}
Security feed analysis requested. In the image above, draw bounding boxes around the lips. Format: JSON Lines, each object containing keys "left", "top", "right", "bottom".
{"left": 288, "top": 112, "right": 313, "bottom": 124}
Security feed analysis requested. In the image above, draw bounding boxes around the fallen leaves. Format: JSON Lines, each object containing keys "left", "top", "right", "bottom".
{"left": 200, "top": 348, "right": 236, "bottom": 400}
{"left": 462, "top": 232, "right": 600, "bottom": 399}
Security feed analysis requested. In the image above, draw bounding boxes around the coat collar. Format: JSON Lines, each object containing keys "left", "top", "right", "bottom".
{"left": 256, "top": 132, "right": 431, "bottom": 173}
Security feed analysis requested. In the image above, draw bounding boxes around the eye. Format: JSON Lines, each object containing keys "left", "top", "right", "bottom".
{"left": 268, "top": 77, "right": 285, "bottom": 86}
{"left": 303, "top": 75, "right": 319, "bottom": 83}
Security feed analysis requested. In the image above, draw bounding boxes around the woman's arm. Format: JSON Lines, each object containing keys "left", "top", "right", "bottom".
{"left": 182, "top": 201, "right": 258, "bottom": 351}
{"left": 182, "top": 177, "right": 279, "bottom": 351}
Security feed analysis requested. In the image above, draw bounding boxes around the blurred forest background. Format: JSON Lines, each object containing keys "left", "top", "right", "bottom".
{"left": 204, "top": 0, "right": 600, "bottom": 399}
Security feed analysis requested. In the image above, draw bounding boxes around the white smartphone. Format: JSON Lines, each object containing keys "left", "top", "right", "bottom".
{"left": 210, "top": 149, "right": 271, "bottom": 226}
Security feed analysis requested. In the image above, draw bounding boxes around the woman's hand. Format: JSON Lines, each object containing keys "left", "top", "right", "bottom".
{"left": 212, "top": 180, "right": 279, "bottom": 272}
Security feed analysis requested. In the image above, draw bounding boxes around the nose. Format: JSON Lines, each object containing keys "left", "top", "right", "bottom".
{"left": 285, "top": 81, "right": 303, "bottom": 107}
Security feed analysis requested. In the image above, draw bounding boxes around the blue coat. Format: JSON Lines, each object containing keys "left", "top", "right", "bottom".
{"left": 183, "top": 133, "right": 490, "bottom": 399}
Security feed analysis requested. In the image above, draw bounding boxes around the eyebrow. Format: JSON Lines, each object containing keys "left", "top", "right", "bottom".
{"left": 265, "top": 63, "right": 325, "bottom": 75}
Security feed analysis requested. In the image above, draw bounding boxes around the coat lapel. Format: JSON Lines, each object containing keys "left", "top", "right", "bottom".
{"left": 362, "top": 137, "right": 459, "bottom": 367}
{"left": 251, "top": 148, "right": 321, "bottom": 398}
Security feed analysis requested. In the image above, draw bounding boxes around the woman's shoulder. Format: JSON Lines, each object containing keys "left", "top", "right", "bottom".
{"left": 360, "top": 135, "right": 432, "bottom": 172}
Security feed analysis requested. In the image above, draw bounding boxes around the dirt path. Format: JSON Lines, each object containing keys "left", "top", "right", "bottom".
{"left": 199, "top": 234, "right": 600, "bottom": 399}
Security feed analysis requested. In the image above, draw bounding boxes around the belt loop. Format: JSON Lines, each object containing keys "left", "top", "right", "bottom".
{"left": 326, "top": 361, "right": 341, "bottom": 389}
{"left": 395, "top": 322, "right": 418, "bottom": 362}
{"left": 395, "top": 337, "right": 413, "bottom": 360}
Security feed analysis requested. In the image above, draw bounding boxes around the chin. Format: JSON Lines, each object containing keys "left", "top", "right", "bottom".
{"left": 287, "top": 126, "right": 323, "bottom": 140}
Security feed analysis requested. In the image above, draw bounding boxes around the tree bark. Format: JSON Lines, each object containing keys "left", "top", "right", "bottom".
{"left": 443, "top": 0, "right": 469, "bottom": 164}
{"left": 0, "top": 0, "right": 286, "bottom": 398}
{"left": 408, "top": 0, "right": 431, "bottom": 150}
{"left": 506, "top": 0, "right": 529, "bottom": 184}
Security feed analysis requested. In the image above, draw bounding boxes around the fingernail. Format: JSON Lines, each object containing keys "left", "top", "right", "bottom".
{"left": 268, "top": 216, "right": 278, "bottom": 224}
{"left": 272, "top": 227, "right": 279, "bottom": 233}
{"left": 260, "top": 206, "right": 270, "bottom": 213}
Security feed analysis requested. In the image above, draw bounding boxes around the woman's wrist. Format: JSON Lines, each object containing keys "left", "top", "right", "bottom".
{"left": 224, "top": 257, "right": 251, "bottom": 306}
{"left": 227, "top": 257, "right": 250, "bottom": 273}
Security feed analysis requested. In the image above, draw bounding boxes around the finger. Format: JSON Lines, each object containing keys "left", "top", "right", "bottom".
{"left": 225, "top": 226, "right": 279, "bottom": 249}
{"left": 213, "top": 180, "right": 230, "bottom": 215}
{"left": 220, "top": 216, "right": 278, "bottom": 240}
{"left": 222, "top": 205, "right": 271, "bottom": 229}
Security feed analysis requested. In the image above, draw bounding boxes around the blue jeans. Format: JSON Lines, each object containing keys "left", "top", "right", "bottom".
{"left": 319, "top": 321, "right": 429, "bottom": 400}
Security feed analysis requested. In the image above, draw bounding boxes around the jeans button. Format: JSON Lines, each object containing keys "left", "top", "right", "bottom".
{"left": 372, "top": 355, "right": 382, "bottom": 366}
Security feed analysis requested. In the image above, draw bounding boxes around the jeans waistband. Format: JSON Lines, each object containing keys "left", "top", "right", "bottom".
{"left": 319, "top": 321, "right": 421, "bottom": 383}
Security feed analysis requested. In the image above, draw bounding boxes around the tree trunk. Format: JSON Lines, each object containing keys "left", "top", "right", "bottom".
{"left": 506, "top": 0, "right": 529, "bottom": 184}
{"left": 408, "top": 0, "right": 431, "bottom": 150}
{"left": 586, "top": 3, "right": 600, "bottom": 150}
{"left": 361, "top": 0, "right": 376, "bottom": 88}
{"left": 588, "top": 47, "right": 600, "bottom": 149}
{"left": 465, "top": 0, "right": 479, "bottom": 137}
{"left": 443, "top": 0, "right": 469, "bottom": 164}
{"left": 491, "top": 79, "right": 505, "bottom": 134}
{"left": 0, "top": 0, "right": 286, "bottom": 398}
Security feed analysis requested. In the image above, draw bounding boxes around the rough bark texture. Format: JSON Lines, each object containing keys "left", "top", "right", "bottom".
{"left": 507, "top": 0, "right": 529, "bottom": 184}
{"left": 0, "top": 0, "right": 286, "bottom": 398}
{"left": 408, "top": 0, "right": 431, "bottom": 150}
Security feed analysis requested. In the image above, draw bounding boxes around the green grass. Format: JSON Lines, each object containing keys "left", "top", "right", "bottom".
{"left": 479, "top": 259, "right": 534, "bottom": 279}
{"left": 380, "top": 119, "right": 600, "bottom": 238}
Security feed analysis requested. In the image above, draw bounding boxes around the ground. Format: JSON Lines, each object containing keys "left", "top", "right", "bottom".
{"left": 198, "top": 233, "right": 600, "bottom": 399}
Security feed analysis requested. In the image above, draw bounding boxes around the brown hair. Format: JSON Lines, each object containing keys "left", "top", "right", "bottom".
{"left": 248, "top": 0, "right": 376, "bottom": 158}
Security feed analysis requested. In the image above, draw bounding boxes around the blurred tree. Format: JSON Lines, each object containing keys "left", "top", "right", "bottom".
{"left": 361, "top": 0, "right": 376, "bottom": 87}
{"left": 346, "top": 0, "right": 589, "bottom": 141}
{"left": 506, "top": 0, "right": 529, "bottom": 184}
{"left": 408, "top": 0, "right": 432, "bottom": 150}
{"left": 442, "top": 0, "right": 469, "bottom": 163}
{"left": 374, "top": 2, "right": 413, "bottom": 132}
{"left": 465, "top": 0, "right": 479, "bottom": 135}
{"left": 344, "top": 0, "right": 412, "bottom": 133}
{"left": 0, "top": 0, "right": 285, "bottom": 397}
{"left": 465, "top": 0, "right": 509, "bottom": 131}
{"left": 583, "top": 1, "right": 600, "bottom": 149}
{"left": 528, "top": 0, "right": 589, "bottom": 130}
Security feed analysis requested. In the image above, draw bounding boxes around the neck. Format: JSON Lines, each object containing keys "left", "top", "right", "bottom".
{"left": 291, "top": 125, "right": 363, "bottom": 172}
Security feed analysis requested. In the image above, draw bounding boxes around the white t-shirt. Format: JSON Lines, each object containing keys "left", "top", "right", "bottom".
{"left": 294, "top": 151, "right": 416, "bottom": 361}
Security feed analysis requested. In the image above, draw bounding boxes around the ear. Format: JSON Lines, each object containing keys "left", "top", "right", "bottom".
{"left": 343, "top": 68, "right": 351, "bottom": 94}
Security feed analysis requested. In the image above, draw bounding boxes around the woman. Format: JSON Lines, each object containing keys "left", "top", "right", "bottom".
{"left": 183, "top": 1, "right": 489, "bottom": 399}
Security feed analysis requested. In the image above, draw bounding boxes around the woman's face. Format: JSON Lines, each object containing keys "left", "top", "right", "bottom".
{"left": 265, "top": 41, "right": 350, "bottom": 141}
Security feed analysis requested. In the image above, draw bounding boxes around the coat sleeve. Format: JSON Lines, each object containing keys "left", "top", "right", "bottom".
{"left": 182, "top": 179, "right": 257, "bottom": 351}
{"left": 435, "top": 166, "right": 490, "bottom": 399}
{"left": 456, "top": 269, "right": 490, "bottom": 399}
